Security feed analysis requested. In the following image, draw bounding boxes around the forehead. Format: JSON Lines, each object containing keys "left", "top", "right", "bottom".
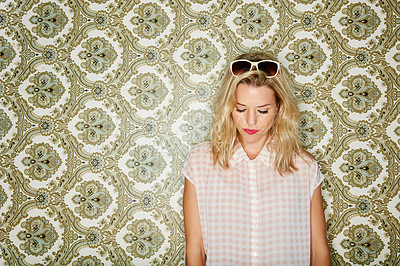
{"left": 235, "top": 83, "right": 277, "bottom": 105}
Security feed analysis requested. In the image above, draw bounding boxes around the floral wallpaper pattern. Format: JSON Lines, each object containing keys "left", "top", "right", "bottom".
{"left": 0, "top": 0, "right": 399, "bottom": 265}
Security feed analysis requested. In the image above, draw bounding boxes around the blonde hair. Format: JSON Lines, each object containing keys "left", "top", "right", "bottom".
{"left": 210, "top": 52, "right": 312, "bottom": 175}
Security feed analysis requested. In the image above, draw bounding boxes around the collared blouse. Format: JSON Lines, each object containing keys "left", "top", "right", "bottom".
{"left": 182, "top": 142, "right": 324, "bottom": 265}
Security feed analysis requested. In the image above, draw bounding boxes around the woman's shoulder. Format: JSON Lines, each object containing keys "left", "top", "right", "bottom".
{"left": 187, "top": 141, "right": 213, "bottom": 160}
{"left": 184, "top": 142, "right": 214, "bottom": 175}
{"left": 295, "top": 151, "right": 318, "bottom": 168}
{"left": 189, "top": 141, "right": 212, "bottom": 154}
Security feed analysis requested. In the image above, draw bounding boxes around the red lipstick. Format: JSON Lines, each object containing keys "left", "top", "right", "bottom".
{"left": 243, "top": 129, "right": 259, "bottom": 135}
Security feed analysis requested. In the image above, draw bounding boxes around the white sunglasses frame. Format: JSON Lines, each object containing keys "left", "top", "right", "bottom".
{"left": 230, "top": 59, "right": 280, "bottom": 78}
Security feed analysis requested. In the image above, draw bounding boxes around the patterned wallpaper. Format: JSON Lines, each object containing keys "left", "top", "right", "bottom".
{"left": 0, "top": 0, "right": 399, "bottom": 265}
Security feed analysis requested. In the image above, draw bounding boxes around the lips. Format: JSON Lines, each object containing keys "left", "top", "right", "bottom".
{"left": 243, "top": 129, "right": 259, "bottom": 135}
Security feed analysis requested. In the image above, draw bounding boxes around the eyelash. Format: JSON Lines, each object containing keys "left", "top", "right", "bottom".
{"left": 236, "top": 108, "right": 269, "bottom": 114}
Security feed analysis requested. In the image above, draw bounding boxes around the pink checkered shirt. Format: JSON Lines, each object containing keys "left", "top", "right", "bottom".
{"left": 182, "top": 142, "right": 324, "bottom": 265}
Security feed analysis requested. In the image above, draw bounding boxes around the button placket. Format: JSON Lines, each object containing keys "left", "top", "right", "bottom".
{"left": 248, "top": 160, "right": 259, "bottom": 265}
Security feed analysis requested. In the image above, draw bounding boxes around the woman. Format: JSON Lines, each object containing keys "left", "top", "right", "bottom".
{"left": 182, "top": 53, "right": 330, "bottom": 265}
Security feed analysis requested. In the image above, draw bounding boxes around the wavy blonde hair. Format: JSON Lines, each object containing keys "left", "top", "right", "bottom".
{"left": 210, "top": 52, "right": 312, "bottom": 175}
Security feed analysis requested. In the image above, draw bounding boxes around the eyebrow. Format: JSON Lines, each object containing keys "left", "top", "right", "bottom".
{"left": 237, "top": 103, "right": 273, "bottom": 108}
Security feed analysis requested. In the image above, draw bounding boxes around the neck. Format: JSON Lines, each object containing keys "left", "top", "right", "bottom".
{"left": 239, "top": 139, "right": 267, "bottom": 160}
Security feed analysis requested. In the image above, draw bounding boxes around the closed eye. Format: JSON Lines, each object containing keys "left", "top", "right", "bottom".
{"left": 236, "top": 108, "right": 246, "bottom": 113}
{"left": 258, "top": 110, "right": 269, "bottom": 114}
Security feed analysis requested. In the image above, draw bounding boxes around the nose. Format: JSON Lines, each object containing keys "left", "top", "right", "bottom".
{"left": 246, "top": 110, "right": 257, "bottom": 126}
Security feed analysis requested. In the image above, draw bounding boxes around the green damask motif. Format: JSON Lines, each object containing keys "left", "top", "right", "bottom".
{"left": 39, "top": 116, "right": 54, "bottom": 136}
{"left": 129, "top": 73, "right": 167, "bottom": 110}
{"left": 26, "top": 71, "right": 65, "bottom": 108}
{"left": 86, "top": 228, "right": 102, "bottom": 248}
{"left": 22, "top": 143, "right": 62, "bottom": 181}
{"left": 341, "top": 224, "right": 383, "bottom": 265}
{"left": 340, "top": 148, "right": 382, "bottom": 188}
{"left": 302, "top": 12, "right": 318, "bottom": 31}
{"left": 394, "top": 45, "right": 400, "bottom": 71}
{"left": 72, "top": 180, "right": 112, "bottom": 219}
{"left": 95, "top": 12, "right": 109, "bottom": 30}
{"left": 30, "top": 2, "right": 68, "bottom": 38}
{"left": 75, "top": 108, "right": 116, "bottom": 145}
{"left": 340, "top": 75, "right": 381, "bottom": 113}
{"left": 88, "top": 0, "right": 108, "bottom": 4}
{"left": 0, "top": 36, "right": 15, "bottom": 72}
{"left": 356, "top": 122, "right": 371, "bottom": 141}
{"left": 181, "top": 38, "right": 220, "bottom": 75}
{"left": 17, "top": 216, "right": 58, "bottom": 256}
{"left": 0, "top": 185, "right": 6, "bottom": 209}
{"left": 92, "top": 82, "right": 108, "bottom": 100}
{"left": 197, "top": 12, "right": 212, "bottom": 30}
{"left": 126, "top": 145, "right": 166, "bottom": 183}
{"left": 0, "top": 109, "right": 11, "bottom": 140}
{"left": 0, "top": 11, "right": 8, "bottom": 28}
{"left": 124, "top": 219, "right": 165, "bottom": 258}
{"left": 180, "top": 110, "right": 212, "bottom": 145}
{"left": 234, "top": 3, "right": 273, "bottom": 40}
{"left": 191, "top": 0, "right": 211, "bottom": 4}
{"left": 131, "top": 3, "right": 170, "bottom": 39}
{"left": 196, "top": 83, "right": 214, "bottom": 102}
{"left": 355, "top": 48, "right": 370, "bottom": 67}
{"left": 140, "top": 191, "right": 156, "bottom": 211}
{"left": 300, "top": 84, "right": 318, "bottom": 103}
{"left": 72, "top": 255, "right": 104, "bottom": 266}
{"left": 89, "top": 153, "right": 105, "bottom": 173}
{"left": 144, "top": 47, "right": 159, "bottom": 65}
{"left": 35, "top": 189, "right": 50, "bottom": 209}
{"left": 357, "top": 196, "right": 373, "bottom": 217}
{"left": 42, "top": 45, "right": 57, "bottom": 64}
{"left": 294, "top": 0, "right": 315, "bottom": 4}
{"left": 299, "top": 111, "right": 327, "bottom": 149}
{"left": 143, "top": 118, "right": 157, "bottom": 137}
{"left": 286, "top": 38, "right": 326, "bottom": 76}
{"left": 79, "top": 37, "right": 117, "bottom": 73}
{"left": 339, "top": 3, "right": 381, "bottom": 40}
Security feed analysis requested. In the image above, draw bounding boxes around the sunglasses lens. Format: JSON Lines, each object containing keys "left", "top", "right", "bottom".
{"left": 231, "top": 61, "right": 252, "bottom": 76}
{"left": 258, "top": 61, "right": 279, "bottom": 77}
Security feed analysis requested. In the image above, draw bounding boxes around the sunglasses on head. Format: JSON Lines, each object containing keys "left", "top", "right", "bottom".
{"left": 230, "top": 59, "right": 280, "bottom": 78}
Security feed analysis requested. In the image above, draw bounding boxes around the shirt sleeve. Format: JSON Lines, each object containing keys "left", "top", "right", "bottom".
{"left": 181, "top": 144, "right": 203, "bottom": 185}
{"left": 181, "top": 143, "right": 209, "bottom": 186}
{"left": 309, "top": 160, "right": 325, "bottom": 200}
{"left": 181, "top": 149, "right": 195, "bottom": 185}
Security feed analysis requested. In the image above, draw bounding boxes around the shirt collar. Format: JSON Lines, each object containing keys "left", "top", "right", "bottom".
{"left": 230, "top": 143, "right": 274, "bottom": 167}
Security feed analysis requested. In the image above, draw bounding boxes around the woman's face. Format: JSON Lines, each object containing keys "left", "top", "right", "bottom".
{"left": 232, "top": 83, "right": 279, "bottom": 151}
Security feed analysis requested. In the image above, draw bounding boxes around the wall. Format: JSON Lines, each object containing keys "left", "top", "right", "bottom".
{"left": 0, "top": 0, "right": 399, "bottom": 265}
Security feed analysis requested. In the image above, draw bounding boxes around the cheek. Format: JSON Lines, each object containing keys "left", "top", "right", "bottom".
{"left": 259, "top": 115, "right": 275, "bottom": 128}
{"left": 231, "top": 112, "right": 241, "bottom": 125}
